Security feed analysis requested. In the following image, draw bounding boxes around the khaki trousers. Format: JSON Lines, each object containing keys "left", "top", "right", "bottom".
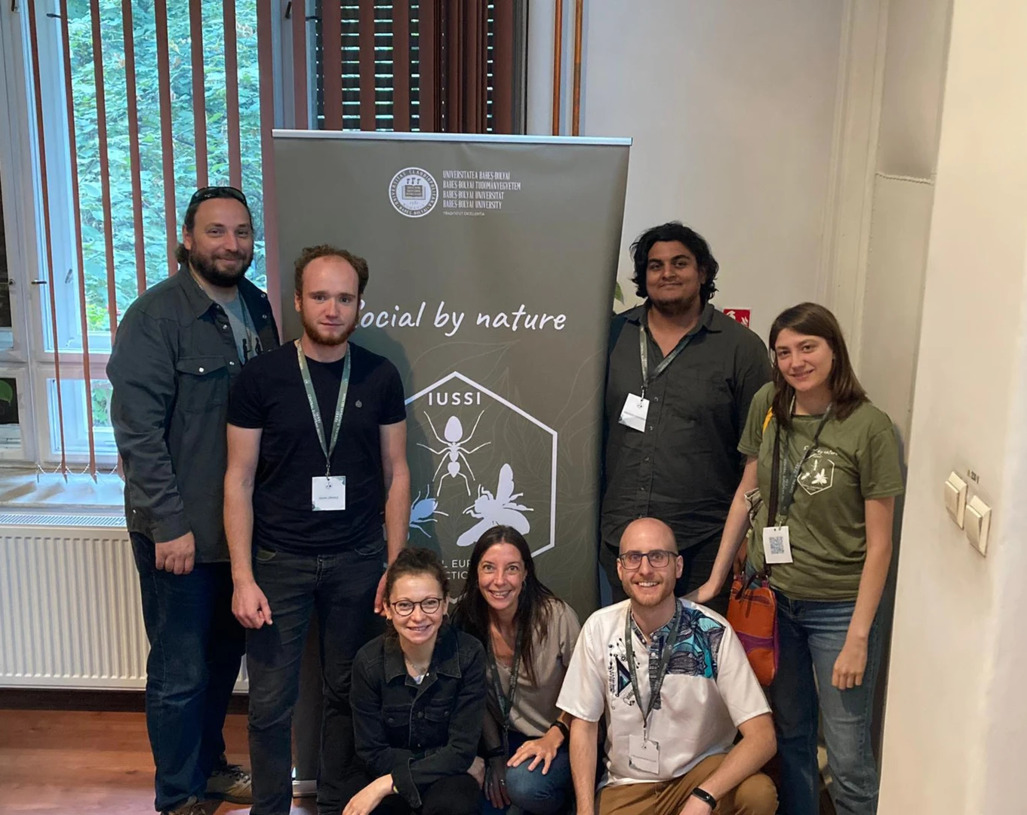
{"left": 597, "top": 754, "right": 778, "bottom": 815}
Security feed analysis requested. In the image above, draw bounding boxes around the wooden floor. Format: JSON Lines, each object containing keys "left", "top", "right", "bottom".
{"left": 0, "top": 709, "right": 316, "bottom": 814}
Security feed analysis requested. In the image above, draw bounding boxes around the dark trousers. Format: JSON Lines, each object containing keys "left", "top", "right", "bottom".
{"left": 347, "top": 773, "right": 480, "bottom": 815}
{"left": 131, "top": 533, "right": 244, "bottom": 813}
{"left": 246, "top": 541, "right": 384, "bottom": 815}
{"left": 600, "top": 536, "right": 731, "bottom": 616}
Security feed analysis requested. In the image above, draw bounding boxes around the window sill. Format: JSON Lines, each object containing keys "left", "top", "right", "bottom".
{"left": 0, "top": 469, "right": 125, "bottom": 524}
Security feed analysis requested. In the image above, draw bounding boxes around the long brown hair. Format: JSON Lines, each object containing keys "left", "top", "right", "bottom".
{"left": 450, "top": 526, "right": 556, "bottom": 686}
{"left": 768, "top": 302, "right": 867, "bottom": 429}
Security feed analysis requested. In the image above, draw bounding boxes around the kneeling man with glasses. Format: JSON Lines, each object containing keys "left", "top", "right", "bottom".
{"left": 558, "top": 518, "right": 778, "bottom": 815}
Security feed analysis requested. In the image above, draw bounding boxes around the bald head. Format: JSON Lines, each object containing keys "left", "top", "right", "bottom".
{"left": 619, "top": 518, "right": 676, "bottom": 553}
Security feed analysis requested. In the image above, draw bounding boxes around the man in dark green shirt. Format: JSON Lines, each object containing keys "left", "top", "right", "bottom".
{"left": 107, "top": 187, "right": 279, "bottom": 815}
{"left": 600, "top": 222, "right": 770, "bottom": 614}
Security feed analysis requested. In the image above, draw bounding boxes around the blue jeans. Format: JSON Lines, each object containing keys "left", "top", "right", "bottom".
{"left": 131, "top": 533, "right": 244, "bottom": 813}
{"left": 481, "top": 730, "right": 572, "bottom": 815}
{"left": 768, "top": 592, "right": 883, "bottom": 815}
{"left": 246, "top": 541, "right": 384, "bottom": 815}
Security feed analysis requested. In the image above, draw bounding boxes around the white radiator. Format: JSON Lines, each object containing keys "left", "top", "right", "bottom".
{"left": 0, "top": 518, "right": 246, "bottom": 690}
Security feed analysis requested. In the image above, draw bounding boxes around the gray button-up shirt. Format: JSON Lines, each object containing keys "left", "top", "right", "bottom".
{"left": 107, "top": 265, "right": 280, "bottom": 562}
{"left": 601, "top": 303, "right": 770, "bottom": 553}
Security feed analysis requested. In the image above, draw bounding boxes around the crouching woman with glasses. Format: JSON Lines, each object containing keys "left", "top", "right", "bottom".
{"left": 343, "top": 548, "right": 487, "bottom": 815}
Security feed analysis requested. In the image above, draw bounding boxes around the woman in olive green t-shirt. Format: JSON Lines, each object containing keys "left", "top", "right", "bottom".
{"left": 696, "top": 302, "right": 903, "bottom": 815}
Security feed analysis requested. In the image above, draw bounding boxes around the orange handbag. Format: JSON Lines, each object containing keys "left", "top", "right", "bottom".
{"left": 727, "top": 570, "right": 778, "bottom": 686}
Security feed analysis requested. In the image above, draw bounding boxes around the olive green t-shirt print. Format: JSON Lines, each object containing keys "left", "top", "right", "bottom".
{"left": 738, "top": 383, "right": 905, "bottom": 601}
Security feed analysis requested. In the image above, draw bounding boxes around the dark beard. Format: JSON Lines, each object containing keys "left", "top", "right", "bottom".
{"left": 189, "top": 250, "right": 251, "bottom": 288}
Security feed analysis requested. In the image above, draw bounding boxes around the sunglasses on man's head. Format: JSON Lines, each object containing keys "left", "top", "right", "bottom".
{"left": 188, "top": 186, "right": 249, "bottom": 209}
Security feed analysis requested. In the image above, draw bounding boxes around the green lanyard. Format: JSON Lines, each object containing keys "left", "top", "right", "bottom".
{"left": 486, "top": 625, "right": 523, "bottom": 753}
{"left": 638, "top": 326, "right": 694, "bottom": 398}
{"left": 295, "top": 340, "right": 351, "bottom": 477}
{"left": 623, "top": 601, "right": 682, "bottom": 738}
{"left": 775, "top": 404, "right": 832, "bottom": 522}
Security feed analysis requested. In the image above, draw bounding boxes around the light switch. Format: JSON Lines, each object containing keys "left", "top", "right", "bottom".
{"left": 944, "top": 472, "right": 967, "bottom": 528}
{"left": 965, "top": 495, "right": 991, "bottom": 556}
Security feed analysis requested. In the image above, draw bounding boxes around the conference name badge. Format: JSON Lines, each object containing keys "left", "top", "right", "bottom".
{"left": 628, "top": 734, "right": 660, "bottom": 774}
{"left": 619, "top": 393, "right": 649, "bottom": 432}
{"left": 312, "top": 476, "right": 347, "bottom": 511}
{"left": 762, "top": 525, "right": 793, "bottom": 564}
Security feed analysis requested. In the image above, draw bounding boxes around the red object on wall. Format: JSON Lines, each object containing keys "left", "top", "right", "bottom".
{"left": 723, "top": 308, "right": 751, "bottom": 327}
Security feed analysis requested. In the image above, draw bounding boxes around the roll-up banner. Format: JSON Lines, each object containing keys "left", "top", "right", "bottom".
{"left": 272, "top": 131, "right": 630, "bottom": 616}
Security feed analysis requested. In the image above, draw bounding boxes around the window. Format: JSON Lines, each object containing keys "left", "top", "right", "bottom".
{"left": 0, "top": 0, "right": 521, "bottom": 480}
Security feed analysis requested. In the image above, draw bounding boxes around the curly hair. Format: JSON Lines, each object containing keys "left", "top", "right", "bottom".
{"left": 629, "top": 221, "right": 719, "bottom": 304}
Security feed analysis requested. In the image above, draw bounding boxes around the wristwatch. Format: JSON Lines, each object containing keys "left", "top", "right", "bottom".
{"left": 690, "top": 787, "right": 717, "bottom": 809}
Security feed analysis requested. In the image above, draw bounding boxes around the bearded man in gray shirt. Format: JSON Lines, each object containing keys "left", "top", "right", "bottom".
{"left": 108, "top": 187, "right": 279, "bottom": 815}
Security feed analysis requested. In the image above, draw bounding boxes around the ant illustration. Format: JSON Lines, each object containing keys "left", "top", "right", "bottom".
{"left": 409, "top": 485, "right": 449, "bottom": 537}
{"left": 456, "top": 463, "right": 532, "bottom": 547}
{"left": 417, "top": 410, "right": 491, "bottom": 495}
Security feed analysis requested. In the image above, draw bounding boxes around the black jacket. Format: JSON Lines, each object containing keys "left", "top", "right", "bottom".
{"left": 107, "top": 265, "right": 279, "bottom": 561}
{"left": 351, "top": 622, "right": 486, "bottom": 808}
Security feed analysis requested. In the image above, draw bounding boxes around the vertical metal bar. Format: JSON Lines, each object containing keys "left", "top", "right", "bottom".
{"left": 223, "top": 0, "right": 243, "bottom": 187}
{"left": 60, "top": 0, "right": 97, "bottom": 477}
{"left": 153, "top": 0, "right": 178, "bottom": 276}
{"left": 257, "top": 0, "right": 281, "bottom": 323}
{"left": 89, "top": 0, "right": 118, "bottom": 340}
{"left": 358, "top": 0, "right": 375, "bottom": 131}
{"left": 446, "top": 1, "right": 460, "bottom": 130}
{"left": 552, "top": 0, "right": 562, "bottom": 135}
{"left": 419, "top": 0, "right": 436, "bottom": 131}
{"left": 189, "top": 0, "right": 208, "bottom": 187}
{"left": 121, "top": 0, "right": 147, "bottom": 296}
{"left": 572, "top": 0, "right": 582, "bottom": 135}
{"left": 393, "top": 0, "right": 410, "bottom": 131}
{"left": 291, "top": 0, "right": 308, "bottom": 129}
{"left": 493, "top": 0, "right": 514, "bottom": 134}
{"left": 25, "top": 0, "right": 68, "bottom": 475}
{"left": 322, "top": 0, "right": 343, "bottom": 129}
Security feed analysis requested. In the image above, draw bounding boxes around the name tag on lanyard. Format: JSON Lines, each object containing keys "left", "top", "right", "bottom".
{"left": 620, "top": 323, "right": 693, "bottom": 433}
{"left": 312, "top": 475, "right": 347, "bottom": 511}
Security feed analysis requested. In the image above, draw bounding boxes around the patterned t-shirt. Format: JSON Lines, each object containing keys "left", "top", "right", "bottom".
{"left": 739, "top": 382, "right": 905, "bottom": 600}
{"left": 557, "top": 598, "right": 769, "bottom": 787}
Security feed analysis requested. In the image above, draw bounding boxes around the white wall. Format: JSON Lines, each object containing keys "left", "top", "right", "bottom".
{"left": 878, "top": 0, "right": 1027, "bottom": 811}
{"left": 527, "top": 0, "right": 846, "bottom": 342}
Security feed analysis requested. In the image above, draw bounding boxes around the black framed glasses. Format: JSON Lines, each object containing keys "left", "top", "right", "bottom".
{"left": 390, "top": 597, "right": 444, "bottom": 616}
{"left": 188, "top": 186, "right": 249, "bottom": 209}
{"left": 617, "top": 550, "right": 677, "bottom": 570}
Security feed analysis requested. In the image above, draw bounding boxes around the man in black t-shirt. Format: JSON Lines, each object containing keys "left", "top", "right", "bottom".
{"left": 225, "top": 244, "right": 410, "bottom": 815}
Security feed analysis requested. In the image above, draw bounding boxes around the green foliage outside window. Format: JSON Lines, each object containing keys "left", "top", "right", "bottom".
{"left": 65, "top": 0, "right": 264, "bottom": 333}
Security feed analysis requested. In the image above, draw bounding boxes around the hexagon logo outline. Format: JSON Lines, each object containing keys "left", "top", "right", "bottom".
{"left": 405, "top": 371, "right": 558, "bottom": 556}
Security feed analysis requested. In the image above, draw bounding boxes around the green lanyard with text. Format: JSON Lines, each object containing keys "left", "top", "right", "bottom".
{"left": 638, "top": 327, "right": 694, "bottom": 398}
{"left": 623, "top": 601, "right": 682, "bottom": 739}
{"left": 295, "top": 340, "right": 350, "bottom": 477}
{"left": 486, "top": 626, "right": 523, "bottom": 753}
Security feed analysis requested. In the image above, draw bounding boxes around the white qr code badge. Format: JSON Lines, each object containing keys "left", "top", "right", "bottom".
{"left": 762, "top": 525, "right": 793, "bottom": 564}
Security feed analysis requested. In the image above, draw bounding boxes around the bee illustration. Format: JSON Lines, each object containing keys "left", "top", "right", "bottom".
{"left": 456, "top": 463, "right": 532, "bottom": 547}
{"left": 409, "top": 485, "right": 448, "bottom": 537}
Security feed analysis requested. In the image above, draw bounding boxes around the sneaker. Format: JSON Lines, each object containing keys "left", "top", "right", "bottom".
{"left": 161, "top": 796, "right": 208, "bottom": 815}
{"left": 205, "top": 760, "right": 253, "bottom": 804}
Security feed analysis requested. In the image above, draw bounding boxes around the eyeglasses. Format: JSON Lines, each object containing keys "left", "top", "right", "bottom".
{"left": 188, "top": 186, "right": 249, "bottom": 209}
{"left": 617, "top": 550, "right": 677, "bottom": 570}
{"left": 390, "top": 597, "right": 444, "bottom": 616}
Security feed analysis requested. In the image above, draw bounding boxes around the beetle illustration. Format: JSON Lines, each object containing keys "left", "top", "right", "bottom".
{"left": 409, "top": 485, "right": 449, "bottom": 537}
